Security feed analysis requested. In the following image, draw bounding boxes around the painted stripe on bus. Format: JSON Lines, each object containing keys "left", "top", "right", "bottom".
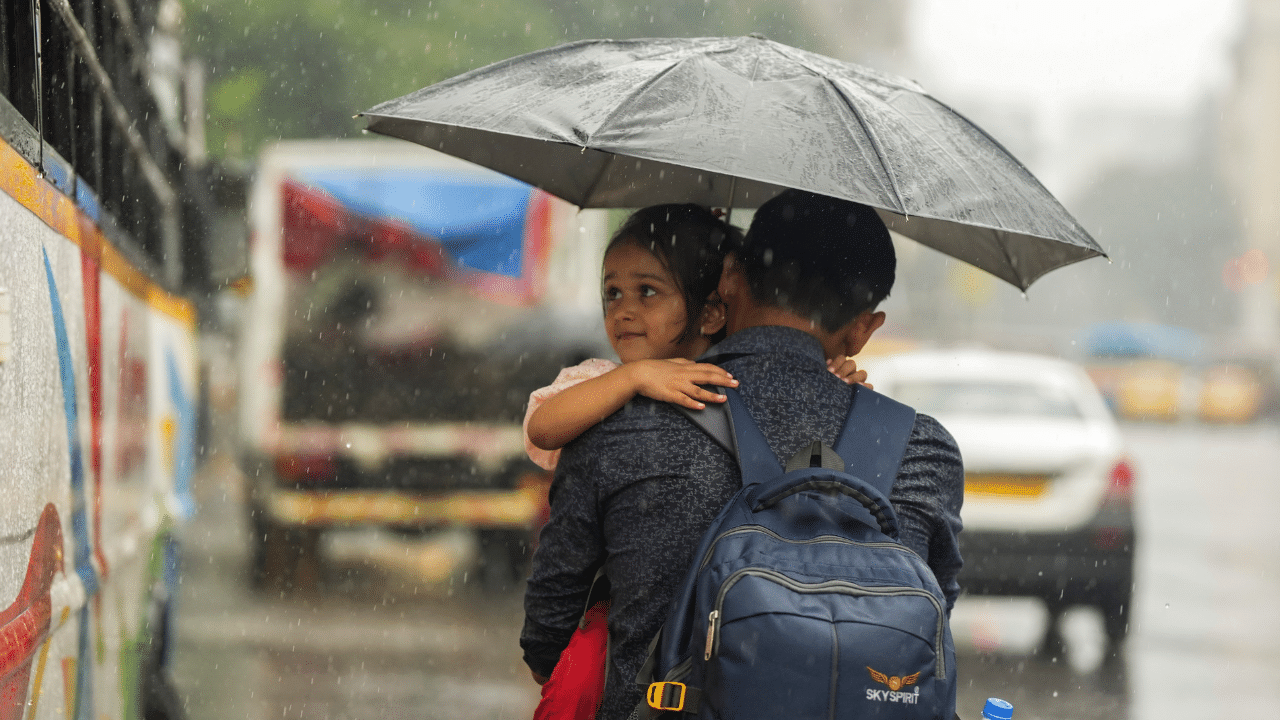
{"left": 0, "top": 135, "right": 196, "bottom": 327}
{"left": 41, "top": 249, "right": 97, "bottom": 720}
{"left": 41, "top": 249, "right": 96, "bottom": 599}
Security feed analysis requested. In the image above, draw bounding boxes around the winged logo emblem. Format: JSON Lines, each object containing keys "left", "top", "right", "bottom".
{"left": 867, "top": 667, "right": 921, "bottom": 692}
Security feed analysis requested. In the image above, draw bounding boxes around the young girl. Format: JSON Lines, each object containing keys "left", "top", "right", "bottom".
{"left": 524, "top": 204, "right": 733, "bottom": 720}
{"left": 525, "top": 204, "right": 741, "bottom": 471}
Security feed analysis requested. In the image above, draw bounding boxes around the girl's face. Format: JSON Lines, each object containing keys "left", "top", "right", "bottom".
{"left": 602, "top": 241, "right": 709, "bottom": 364}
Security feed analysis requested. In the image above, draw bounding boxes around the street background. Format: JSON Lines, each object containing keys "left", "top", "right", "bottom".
{"left": 173, "top": 420, "right": 1280, "bottom": 720}
{"left": 173, "top": 1, "right": 1280, "bottom": 719}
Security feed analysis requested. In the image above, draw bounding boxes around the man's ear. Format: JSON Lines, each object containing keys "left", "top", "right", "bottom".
{"left": 717, "top": 254, "right": 743, "bottom": 300}
{"left": 700, "top": 292, "right": 727, "bottom": 336}
{"left": 843, "top": 310, "right": 886, "bottom": 356}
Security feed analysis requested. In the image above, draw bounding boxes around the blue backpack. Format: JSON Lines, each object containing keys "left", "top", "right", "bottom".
{"left": 634, "top": 385, "right": 957, "bottom": 719}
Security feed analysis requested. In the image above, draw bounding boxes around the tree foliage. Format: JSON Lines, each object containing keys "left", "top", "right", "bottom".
{"left": 188, "top": 0, "right": 817, "bottom": 159}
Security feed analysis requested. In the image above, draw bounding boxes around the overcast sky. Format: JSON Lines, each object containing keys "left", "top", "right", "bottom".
{"left": 910, "top": 0, "right": 1244, "bottom": 112}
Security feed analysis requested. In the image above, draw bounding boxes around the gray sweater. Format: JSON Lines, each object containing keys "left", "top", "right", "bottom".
{"left": 521, "top": 326, "right": 964, "bottom": 720}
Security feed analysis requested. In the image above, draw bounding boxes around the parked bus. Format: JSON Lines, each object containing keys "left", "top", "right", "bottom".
{"left": 1, "top": 3, "right": 219, "bottom": 719}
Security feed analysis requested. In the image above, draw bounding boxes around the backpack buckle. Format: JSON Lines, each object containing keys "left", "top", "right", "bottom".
{"left": 646, "top": 681, "right": 687, "bottom": 712}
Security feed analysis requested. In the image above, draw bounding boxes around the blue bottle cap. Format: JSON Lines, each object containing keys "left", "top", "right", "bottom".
{"left": 982, "top": 698, "right": 1013, "bottom": 720}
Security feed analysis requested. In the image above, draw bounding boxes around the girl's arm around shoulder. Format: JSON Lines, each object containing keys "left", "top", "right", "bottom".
{"left": 526, "top": 358, "right": 737, "bottom": 452}
{"left": 523, "top": 359, "right": 618, "bottom": 470}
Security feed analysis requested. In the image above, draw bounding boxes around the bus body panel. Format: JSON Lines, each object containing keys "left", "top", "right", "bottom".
{"left": 0, "top": 134, "right": 195, "bottom": 720}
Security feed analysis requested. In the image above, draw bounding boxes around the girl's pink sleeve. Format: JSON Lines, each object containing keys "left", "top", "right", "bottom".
{"left": 523, "top": 358, "right": 620, "bottom": 471}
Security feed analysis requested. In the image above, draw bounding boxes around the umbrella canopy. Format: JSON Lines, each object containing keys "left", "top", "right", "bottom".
{"left": 362, "top": 35, "right": 1105, "bottom": 290}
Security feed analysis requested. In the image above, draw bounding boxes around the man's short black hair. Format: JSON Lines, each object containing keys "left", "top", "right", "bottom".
{"left": 739, "top": 189, "right": 895, "bottom": 332}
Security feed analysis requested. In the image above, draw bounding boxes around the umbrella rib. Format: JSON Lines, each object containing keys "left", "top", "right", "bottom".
{"left": 769, "top": 41, "right": 923, "bottom": 94}
{"left": 584, "top": 59, "right": 687, "bottom": 148}
{"left": 991, "top": 229, "right": 1031, "bottom": 291}
{"left": 747, "top": 39, "right": 764, "bottom": 81}
{"left": 729, "top": 40, "right": 764, "bottom": 199}
{"left": 1018, "top": 245, "right": 1105, "bottom": 290}
{"left": 893, "top": 94, "right": 1105, "bottom": 257}
{"left": 577, "top": 151, "right": 616, "bottom": 207}
{"left": 822, "top": 77, "right": 910, "bottom": 216}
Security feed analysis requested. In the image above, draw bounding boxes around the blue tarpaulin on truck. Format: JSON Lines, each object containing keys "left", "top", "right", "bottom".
{"left": 294, "top": 168, "right": 534, "bottom": 277}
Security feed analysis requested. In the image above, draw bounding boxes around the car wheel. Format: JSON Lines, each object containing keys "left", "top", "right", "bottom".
{"left": 1098, "top": 580, "right": 1133, "bottom": 645}
{"left": 1039, "top": 597, "right": 1069, "bottom": 659}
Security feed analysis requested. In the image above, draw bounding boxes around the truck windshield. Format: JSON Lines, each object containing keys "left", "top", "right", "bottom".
{"left": 280, "top": 253, "right": 585, "bottom": 424}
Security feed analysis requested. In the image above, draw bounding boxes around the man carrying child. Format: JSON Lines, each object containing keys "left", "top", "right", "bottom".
{"left": 521, "top": 190, "right": 965, "bottom": 720}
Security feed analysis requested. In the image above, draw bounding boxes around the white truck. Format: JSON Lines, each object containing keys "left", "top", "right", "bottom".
{"left": 238, "top": 140, "right": 609, "bottom": 591}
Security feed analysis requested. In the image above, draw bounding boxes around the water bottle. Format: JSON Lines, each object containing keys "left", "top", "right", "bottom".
{"left": 981, "top": 698, "right": 1013, "bottom": 720}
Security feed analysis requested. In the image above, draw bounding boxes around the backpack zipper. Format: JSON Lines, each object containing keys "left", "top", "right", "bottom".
{"left": 704, "top": 610, "right": 719, "bottom": 661}
{"left": 697, "top": 524, "right": 921, "bottom": 572}
{"left": 706, "top": 567, "right": 946, "bottom": 678}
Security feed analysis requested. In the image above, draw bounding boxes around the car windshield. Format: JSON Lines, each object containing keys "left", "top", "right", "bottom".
{"left": 890, "top": 380, "right": 1084, "bottom": 419}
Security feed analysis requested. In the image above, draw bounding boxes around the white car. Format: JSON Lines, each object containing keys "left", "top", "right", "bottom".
{"left": 867, "top": 349, "right": 1136, "bottom": 646}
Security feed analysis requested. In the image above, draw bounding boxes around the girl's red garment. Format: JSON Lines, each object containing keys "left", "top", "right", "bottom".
{"left": 532, "top": 600, "right": 610, "bottom": 720}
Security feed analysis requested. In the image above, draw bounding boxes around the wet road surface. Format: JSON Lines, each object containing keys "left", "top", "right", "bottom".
{"left": 172, "top": 462, "right": 540, "bottom": 720}
{"left": 172, "top": 423, "right": 1280, "bottom": 720}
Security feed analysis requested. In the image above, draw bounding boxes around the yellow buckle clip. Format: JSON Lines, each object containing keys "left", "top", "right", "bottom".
{"left": 646, "top": 681, "right": 687, "bottom": 712}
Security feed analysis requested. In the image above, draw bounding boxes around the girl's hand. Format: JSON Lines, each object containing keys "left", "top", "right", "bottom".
{"left": 627, "top": 358, "right": 738, "bottom": 410}
{"left": 828, "top": 355, "right": 873, "bottom": 389}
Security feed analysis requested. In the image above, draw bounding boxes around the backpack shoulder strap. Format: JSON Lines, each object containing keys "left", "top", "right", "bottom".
{"left": 676, "top": 389, "right": 780, "bottom": 487}
{"left": 723, "top": 388, "right": 783, "bottom": 487}
{"left": 677, "top": 352, "right": 915, "bottom": 492}
{"left": 676, "top": 392, "right": 736, "bottom": 458}
{"left": 675, "top": 350, "right": 751, "bottom": 455}
{"left": 832, "top": 384, "right": 917, "bottom": 498}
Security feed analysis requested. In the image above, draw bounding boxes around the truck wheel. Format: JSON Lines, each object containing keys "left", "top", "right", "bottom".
{"left": 476, "top": 529, "right": 531, "bottom": 592}
{"left": 250, "top": 509, "right": 323, "bottom": 594}
{"left": 248, "top": 508, "right": 283, "bottom": 590}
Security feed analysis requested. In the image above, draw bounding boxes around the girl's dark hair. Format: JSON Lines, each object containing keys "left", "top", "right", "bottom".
{"left": 604, "top": 204, "right": 743, "bottom": 345}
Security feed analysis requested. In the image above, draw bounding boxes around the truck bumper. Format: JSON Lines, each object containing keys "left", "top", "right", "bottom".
{"left": 259, "top": 478, "right": 549, "bottom": 530}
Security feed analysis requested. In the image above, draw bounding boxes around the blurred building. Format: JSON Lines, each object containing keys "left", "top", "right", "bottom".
{"left": 1222, "top": 0, "right": 1280, "bottom": 353}
{"left": 859, "top": 2, "right": 1247, "bottom": 357}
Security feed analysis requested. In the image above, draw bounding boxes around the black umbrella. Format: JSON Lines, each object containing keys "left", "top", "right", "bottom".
{"left": 362, "top": 35, "right": 1105, "bottom": 290}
